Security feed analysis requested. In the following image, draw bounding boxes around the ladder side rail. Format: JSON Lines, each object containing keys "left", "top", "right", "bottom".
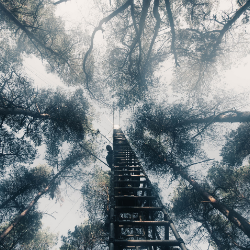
{"left": 112, "top": 129, "right": 187, "bottom": 250}
{"left": 138, "top": 164, "right": 188, "bottom": 250}
{"left": 134, "top": 163, "right": 188, "bottom": 250}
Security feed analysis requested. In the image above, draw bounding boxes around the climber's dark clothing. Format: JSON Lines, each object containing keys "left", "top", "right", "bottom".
{"left": 106, "top": 145, "right": 113, "bottom": 168}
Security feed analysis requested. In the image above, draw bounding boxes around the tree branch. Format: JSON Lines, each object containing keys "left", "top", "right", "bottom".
{"left": 53, "top": 0, "right": 69, "bottom": 5}
{"left": 0, "top": 2, "right": 68, "bottom": 63}
{"left": 171, "top": 164, "right": 250, "bottom": 239}
{"left": 180, "top": 110, "right": 250, "bottom": 127}
{"left": 127, "top": 0, "right": 151, "bottom": 81}
{"left": 82, "top": 0, "right": 132, "bottom": 100}
{"left": 79, "top": 143, "right": 109, "bottom": 167}
{"left": 0, "top": 107, "right": 50, "bottom": 119}
{"left": 210, "top": 0, "right": 250, "bottom": 56}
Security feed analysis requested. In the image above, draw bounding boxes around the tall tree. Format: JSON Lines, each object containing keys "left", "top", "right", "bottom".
{"left": 60, "top": 168, "right": 110, "bottom": 250}
{"left": 0, "top": 0, "right": 88, "bottom": 86}
{"left": 83, "top": 0, "right": 250, "bottom": 106}
{"left": 0, "top": 210, "right": 43, "bottom": 250}
{"left": 0, "top": 165, "right": 52, "bottom": 221}
{"left": 128, "top": 108, "right": 250, "bottom": 240}
{"left": 0, "top": 143, "right": 93, "bottom": 243}
{"left": 18, "top": 228, "right": 58, "bottom": 250}
{"left": 0, "top": 0, "right": 98, "bottom": 246}
{"left": 171, "top": 164, "right": 250, "bottom": 249}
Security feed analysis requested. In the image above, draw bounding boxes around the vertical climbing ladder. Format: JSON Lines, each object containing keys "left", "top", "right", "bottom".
{"left": 109, "top": 128, "right": 187, "bottom": 250}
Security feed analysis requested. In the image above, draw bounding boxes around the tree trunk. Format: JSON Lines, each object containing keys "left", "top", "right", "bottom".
{"left": 171, "top": 164, "right": 250, "bottom": 239}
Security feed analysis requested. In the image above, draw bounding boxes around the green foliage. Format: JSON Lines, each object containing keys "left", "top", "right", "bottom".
{"left": 207, "top": 164, "right": 250, "bottom": 212}
{"left": 58, "top": 168, "right": 112, "bottom": 249}
{"left": 171, "top": 183, "right": 234, "bottom": 249}
{"left": 0, "top": 165, "right": 52, "bottom": 222}
{"left": 171, "top": 164, "right": 250, "bottom": 249}
{"left": 128, "top": 102, "right": 202, "bottom": 171}
{"left": 81, "top": 168, "right": 110, "bottom": 223}
{"left": 0, "top": 0, "right": 89, "bottom": 86}
{"left": 60, "top": 221, "right": 107, "bottom": 250}
{"left": 221, "top": 123, "right": 250, "bottom": 166}
{"left": 0, "top": 210, "right": 43, "bottom": 250}
{"left": 0, "top": 32, "right": 91, "bottom": 172}
{"left": 17, "top": 227, "right": 58, "bottom": 250}
{"left": 0, "top": 128, "right": 37, "bottom": 172}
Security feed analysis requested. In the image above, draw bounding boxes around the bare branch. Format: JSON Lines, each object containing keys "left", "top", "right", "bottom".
{"left": 79, "top": 143, "right": 109, "bottom": 167}
{"left": 184, "top": 158, "right": 214, "bottom": 169}
{"left": 0, "top": 107, "right": 50, "bottom": 119}
{"left": 181, "top": 110, "right": 250, "bottom": 125}
{"left": 210, "top": 0, "right": 250, "bottom": 56}
{"left": 82, "top": 0, "right": 132, "bottom": 100}
{"left": 0, "top": 2, "right": 68, "bottom": 63}
{"left": 53, "top": 0, "right": 69, "bottom": 5}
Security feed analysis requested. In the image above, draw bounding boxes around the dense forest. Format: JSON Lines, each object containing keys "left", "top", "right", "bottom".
{"left": 0, "top": 0, "right": 250, "bottom": 249}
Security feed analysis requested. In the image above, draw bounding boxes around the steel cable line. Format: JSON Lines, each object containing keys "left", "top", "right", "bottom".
{"left": 52, "top": 195, "right": 82, "bottom": 233}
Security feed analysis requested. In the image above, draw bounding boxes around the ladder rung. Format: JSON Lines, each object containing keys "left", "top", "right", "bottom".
{"left": 115, "top": 152, "right": 135, "bottom": 154}
{"left": 114, "top": 180, "right": 147, "bottom": 183}
{"left": 115, "top": 162, "right": 139, "bottom": 164}
{"left": 115, "top": 196, "right": 156, "bottom": 200}
{"left": 116, "top": 221, "right": 170, "bottom": 226}
{"left": 122, "top": 235, "right": 144, "bottom": 237}
{"left": 115, "top": 156, "right": 136, "bottom": 158}
{"left": 114, "top": 163, "right": 139, "bottom": 166}
{"left": 115, "top": 187, "right": 151, "bottom": 190}
{"left": 114, "top": 170, "right": 142, "bottom": 172}
{"left": 114, "top": 240, "right": 180, "bottom": 246}
{"left": 115, "top": 206, "right": 162, "bottom": 211}
{"left": 114, "top": 175, "right": 145, "bottom": 177}
{"left": 114, "top": 166, "right": 140, "bottom": 169}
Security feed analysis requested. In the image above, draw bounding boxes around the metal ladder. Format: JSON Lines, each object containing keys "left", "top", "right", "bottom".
{"left": 109, "top": 128, "right": 187, "bottom": 250}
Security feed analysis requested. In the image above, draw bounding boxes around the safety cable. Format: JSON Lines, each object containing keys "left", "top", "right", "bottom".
{"left": 79, "top": 143, "right": 109, "bottom": 167}
{"left": 52, "top": 196, "right": 82, "bottom": 233}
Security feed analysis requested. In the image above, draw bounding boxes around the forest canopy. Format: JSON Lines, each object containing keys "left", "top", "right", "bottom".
{"left": 0, "top": 0, "right": 250, "bottom": 249}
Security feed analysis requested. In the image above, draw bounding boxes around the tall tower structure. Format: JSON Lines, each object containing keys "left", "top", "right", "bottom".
{"left": 109, "top": 128, "right": 187, "bottom": 250}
